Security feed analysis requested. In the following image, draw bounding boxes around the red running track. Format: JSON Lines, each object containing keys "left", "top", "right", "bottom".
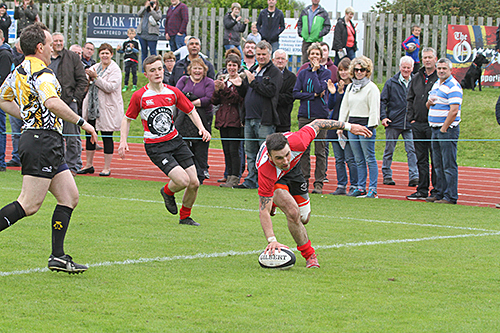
{"left": 4, "top": 137, "right": 500, "bottom": 208}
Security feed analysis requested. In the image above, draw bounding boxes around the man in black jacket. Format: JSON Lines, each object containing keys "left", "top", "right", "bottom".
{"left": 380, "top": 56, "right": 418, "bottom": 187}
{"left": 0, "top": 29, "right": 12, "bottom": 172}
{"left": 406, "top": 47, "right": 439, "bottom": 200}
{"left": 234, "top": 41, "right": 283, "bottom": 189}
{"left": 0, "top": 3, "right": 11, "bottom": 44}
{"left": 256, "top": 0, "right": 285, "bottom": 54}
{"left": 169, "top": 36, "right": 215, "bottom": 86}
{"left": 49, "top": 33, "right": 88, "bottom": 175}
{"left": 332, "top": 7, "right": 357, "bottom": 65}
{"left": 273, "top": 49, "right": 296, "bottom": 132}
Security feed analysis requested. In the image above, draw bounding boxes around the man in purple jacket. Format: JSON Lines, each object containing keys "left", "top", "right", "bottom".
{"left": 165, "top": 0, "right": 189, "bottom": 52}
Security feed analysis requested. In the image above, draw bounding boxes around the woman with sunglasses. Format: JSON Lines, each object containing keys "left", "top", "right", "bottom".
{"left": 337, "top": 56, "right": 380, "bottom": 198}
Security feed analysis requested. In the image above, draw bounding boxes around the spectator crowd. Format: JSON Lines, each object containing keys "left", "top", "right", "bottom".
{"left": 3, "top": 0, "right": 499, "bottom": 209}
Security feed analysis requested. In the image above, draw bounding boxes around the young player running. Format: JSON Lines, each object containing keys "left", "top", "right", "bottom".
{"left": 258, "top": 119, "right": 371, "bottom": 267}
{"left": 118, "top": 55, "right": 211, "bottom": 226}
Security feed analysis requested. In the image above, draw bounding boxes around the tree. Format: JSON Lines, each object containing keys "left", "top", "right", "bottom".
{"left": 371, "top": 0, "right": 500, "bottom": 18}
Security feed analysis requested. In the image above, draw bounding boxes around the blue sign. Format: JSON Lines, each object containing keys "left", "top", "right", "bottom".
{"left": 86, "top": 12, "right": 169, "bottom": 50}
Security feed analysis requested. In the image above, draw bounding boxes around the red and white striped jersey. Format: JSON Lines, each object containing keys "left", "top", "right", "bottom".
{"left": 126, "top": 83, "right": 195, "bottom": 144}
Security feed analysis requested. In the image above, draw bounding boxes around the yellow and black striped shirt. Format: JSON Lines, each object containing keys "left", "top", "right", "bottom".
{"left": 0, "top": 56, "right": 62, "bottom": 134}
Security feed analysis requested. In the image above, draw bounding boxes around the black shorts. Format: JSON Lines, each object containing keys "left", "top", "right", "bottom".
{"left": 19, "top": 129, "right": 68, "bottom": 179}
{"left": 275, "top": 163, "right": 308, "bottom": 196}
{"left": 145, "top": 136, "right": 195, "bottom": 176}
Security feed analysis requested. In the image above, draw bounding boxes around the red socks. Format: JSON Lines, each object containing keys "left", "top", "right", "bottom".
{"left": 180, "top": 205, "right": 192, "bottom": 220}
{"left": 297, "top": 240, "right": 315, "bottom": 259}
{"left": 163, "top": 184, "right": 175, "bottom": 196}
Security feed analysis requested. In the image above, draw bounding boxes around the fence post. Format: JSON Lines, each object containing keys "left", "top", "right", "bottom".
{"left": 217, "top": 7, "right": 224, "bottom": 71}
{"left": 377, "top": 13, "right": 385, "bottom": 83}
{"left": 209, "top": 7, "right": 216, "bottom": 65}
{"left": 386, "top": 13, "right": 394, "bottom": 79}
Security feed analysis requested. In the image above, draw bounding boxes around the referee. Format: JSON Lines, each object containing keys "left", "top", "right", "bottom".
{"left": 0, "top": 23, "right": 98, "bottom": 274}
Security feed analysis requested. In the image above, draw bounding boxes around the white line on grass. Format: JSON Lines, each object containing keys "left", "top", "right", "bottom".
{"left": 2, "top": 190, "right": 495, "bottom": 232}
{"left": 1, "top": 231, "right": 500, "bottom": 277}
{"left": 78, "top": 193, "right": 498, "bottom": 233}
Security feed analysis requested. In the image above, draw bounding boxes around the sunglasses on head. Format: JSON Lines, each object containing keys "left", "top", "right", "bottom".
{"left": 354, "top": 67, "right": 367, "bottom": 72}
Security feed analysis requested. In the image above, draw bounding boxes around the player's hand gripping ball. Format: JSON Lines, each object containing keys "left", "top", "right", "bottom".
{"left": 258, "top": 248, "right": 296, "bottom": 270}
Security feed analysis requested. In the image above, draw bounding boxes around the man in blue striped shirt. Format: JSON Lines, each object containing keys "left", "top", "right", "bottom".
{"left": 425, "top": 58, "right": 462, "bottom": 204}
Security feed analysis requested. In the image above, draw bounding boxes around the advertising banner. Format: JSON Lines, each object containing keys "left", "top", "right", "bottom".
{"left": 280, "top": 17, "right": 364, "bottom": 59}
{"left": 86, "top": 12, "right": 169, "bottom": 50}
{"left": 447, "top": 24, "right": 500, "bottom": 86}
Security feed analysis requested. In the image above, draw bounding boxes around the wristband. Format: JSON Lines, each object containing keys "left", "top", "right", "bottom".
{"left": 343, "top": 122, "right": 352, "bottom": 131}
{"left": 267, "top": 236, "right": 277, "bottom": 243}
{"left": 76, "top": 117, "right": 85, "bottom": 127}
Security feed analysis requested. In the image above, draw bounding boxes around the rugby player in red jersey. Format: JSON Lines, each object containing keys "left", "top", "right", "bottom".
{"left": 258, "top": 119, "right": 371, "bottom": 267}
{"left": 118, "top": 55, "right": 211, "bottom": 226}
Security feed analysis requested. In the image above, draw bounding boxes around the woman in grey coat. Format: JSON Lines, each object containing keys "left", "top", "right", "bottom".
{"left": 137, "top": 0, "right": 162, "bottom": 67}
{"left": 223, "top": 2, "right": 248, "bottom": 53}
{"left": 14, "top": 0, "right": 38, "bottom": 36}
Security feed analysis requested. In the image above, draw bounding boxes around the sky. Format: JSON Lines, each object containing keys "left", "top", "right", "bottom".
{"left": 320, "top": 0, "right": 379, "bottom": 17}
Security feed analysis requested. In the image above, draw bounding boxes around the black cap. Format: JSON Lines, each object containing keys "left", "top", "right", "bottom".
{"left": 0, "top": 4, "right": 7, "bottom": 9}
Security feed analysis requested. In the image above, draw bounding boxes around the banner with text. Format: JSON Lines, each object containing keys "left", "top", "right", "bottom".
{"left": 280, "top": 18, "right": 364, "bottom": 59}
{"left": 86, "top": 12, "right": 169, "bottom": 50}
{"left": 447, "top": 24, "right": 500, "bottom": 86}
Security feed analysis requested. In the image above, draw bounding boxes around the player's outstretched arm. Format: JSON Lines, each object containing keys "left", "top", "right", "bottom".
{"left": 44, "top": 96, "right": 98, "bottom": 143}
{"left": 259, "top": 195, "right": 289, "bottom": 254}
{"left": 118, "top": 117, "right": 133, "bottom": 159}
{"left": 309, "top": 119, "right": 373, "bottom": 138}
{"left": 187, "top": 109, "right": 211, "bottom": 142}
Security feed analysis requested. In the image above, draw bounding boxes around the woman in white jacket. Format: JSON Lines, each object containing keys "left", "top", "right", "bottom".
{"left": 337, "top": 56, "right": 380, "bottom": 198}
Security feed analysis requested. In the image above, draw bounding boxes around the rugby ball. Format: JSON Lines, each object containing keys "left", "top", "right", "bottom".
{"left": 258, "top": 248, "right": 296, "bottom": 270}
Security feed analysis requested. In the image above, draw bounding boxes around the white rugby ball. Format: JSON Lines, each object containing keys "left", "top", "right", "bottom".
{"left": 258, "top": 248, "right": 296, "bottom": 270}
{"left": 406, "top": 42, "right": 416, "bottom": 48}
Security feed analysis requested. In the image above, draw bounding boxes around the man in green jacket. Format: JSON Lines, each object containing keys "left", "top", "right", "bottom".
{"left": 297, "top": 0, "right": 331, "bottom": 64}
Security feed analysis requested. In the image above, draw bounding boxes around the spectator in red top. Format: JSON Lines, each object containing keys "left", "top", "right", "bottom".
{"left": 165, "top": 0, "right": 189, "bottom": 53}
{"left": 332, "top": 6, "right": 357, "bottom": 66}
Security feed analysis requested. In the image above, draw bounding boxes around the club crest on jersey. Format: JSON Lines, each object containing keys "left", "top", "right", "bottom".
{"left": 147, "top": 106, "right": 174, "bottom": 135}
{"left": 145, "top": 99, "right": 155, "bottom": 106}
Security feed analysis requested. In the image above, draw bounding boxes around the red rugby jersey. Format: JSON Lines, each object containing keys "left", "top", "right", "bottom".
{"left": 257, "top": 125, "right": 317, "bottom": 197}
{"left": 126, "top": 84, "right": 195, "bottom": 144}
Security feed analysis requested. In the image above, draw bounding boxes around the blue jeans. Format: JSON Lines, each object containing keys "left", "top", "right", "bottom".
{"left": 431, "top": 126, "right": 459, "bottom": 203}
{"left": 224, "top": 44, "right": 242, "bottom": 55}
{"left": 169, "top": 33, "right": 186, "bottom": 53}
{"left": 9, "top": 115, "right": 22, "bottom": 164}
{"left": 0, "top": 108, "right": 5, "bottom": 167}
{"left": 270, "top": 41, "right": 279, "bottom": 54}
{"left": 138, "top": 37, "right": 158, "bottom": 69}
{"left": 334, "top": 46, "right": 356, "bottom": 66}
{"left": 348, "top": 128, "right": 378, "bottom": 191}
{"left": 331, "top": 140, "right": 357, "bottom": 188}
{"left": 242, "top": 119, "right": 275, "bottom": 188}
{"left": 382, "top": 127, "right": 418, "bottom": 180}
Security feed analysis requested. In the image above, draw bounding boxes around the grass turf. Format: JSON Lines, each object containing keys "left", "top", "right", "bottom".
{"left": 1, "top": 173, "right": 500, "bottom": 331}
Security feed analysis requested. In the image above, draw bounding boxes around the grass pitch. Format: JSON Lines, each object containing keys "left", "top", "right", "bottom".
{"left": 1, "top": 172, "right": 500, "bottom": 332}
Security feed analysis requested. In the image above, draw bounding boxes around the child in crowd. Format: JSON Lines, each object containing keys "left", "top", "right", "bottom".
{"left": 163, "top": 51, "right": 176, "bottom": 84}
{"left": 117, "top": 27, "right": 140, "bottom": 92}
{"left": 245, "top": 22, "right": 261, "bottom": 43}
{"left": 402, "top": 25, "right": 421, "bottom": 74}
